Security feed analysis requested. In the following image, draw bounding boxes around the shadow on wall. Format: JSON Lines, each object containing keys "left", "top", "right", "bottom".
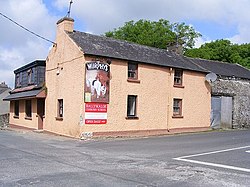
{"left": 0, "top": 113, "right": 9, "bottom": 128}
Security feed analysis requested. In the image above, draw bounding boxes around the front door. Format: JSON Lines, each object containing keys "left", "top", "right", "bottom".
{"left": 37, "top": 99, "right": 45, "bottom": 130}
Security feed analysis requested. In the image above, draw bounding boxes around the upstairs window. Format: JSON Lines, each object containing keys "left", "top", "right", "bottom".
{"left": 58, "top": 99, "right": 63, "bottom": 118}
{"left": 127, "top": 95, "right": 138, "bottom": 118}
{"left": 27, "top": 69, "right": 34, "bottom": 85}
{"left": 25, "top": 100, "right": 32, "bottom": 118}
{"left": 173, "top": 99, "right": 182, "bottom": 117}
{"left": 16, "top": 73, "right": 22, "bottom": 87}
{"left": 174, "top": 69, "right": 183, "bottom": 86}
{"left": 128, "top": 62, "right": 138, "bottom": 80}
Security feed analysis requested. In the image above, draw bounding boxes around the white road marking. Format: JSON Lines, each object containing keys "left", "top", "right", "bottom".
{"left": 173, "top": 145, "right": 250, "bottom": 173}
{"left": 174, "top": 157, "right": 250, "bottom": 173}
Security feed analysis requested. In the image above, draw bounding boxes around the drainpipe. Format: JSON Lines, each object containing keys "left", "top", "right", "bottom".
{"left": 167, "top": 67, "right": 173, "bottom": 132}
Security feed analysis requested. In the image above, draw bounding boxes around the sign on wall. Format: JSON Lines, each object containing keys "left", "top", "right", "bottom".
{"left": 85, "top": 103, "right": 107, "bottom": 124}
{"left": 85, "top": 61, "right": 110, "bottom": 103}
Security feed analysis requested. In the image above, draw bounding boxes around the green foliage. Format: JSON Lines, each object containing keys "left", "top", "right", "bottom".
{"left": 104, "top": 19, "right": 201, "bottom": 51}
{"left": 185, "top": 39, "right": 250, "bottom": 69}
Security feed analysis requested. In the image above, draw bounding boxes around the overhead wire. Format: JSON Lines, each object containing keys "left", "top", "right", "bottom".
{"left": 0, "top": 12, "right": 56, "bottom": 45}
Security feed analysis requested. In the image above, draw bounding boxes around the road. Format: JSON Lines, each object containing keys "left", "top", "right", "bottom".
{"left": 0, "top": 129, "right": 250, "bottom": 186}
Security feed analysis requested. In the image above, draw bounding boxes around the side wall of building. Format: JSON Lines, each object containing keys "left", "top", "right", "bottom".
{"left": 170, "top": 70, "right": 211, "bottom": 129}
{"left": 45, "top": 29, "right": 84, "bottom": 137}
{"left": 212, "top": 78, "right": 250, "bottom": 128}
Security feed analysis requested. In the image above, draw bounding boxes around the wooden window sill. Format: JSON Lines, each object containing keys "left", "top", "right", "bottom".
{"left": 127, "top": 79, "right": 141, "bottom": 83}
{"left": 173, "top": 85, "right": 185, "bottom": 88}
{"left": 55, "top": 117, "right": 63, "bottom": 121}
{"left": 25, "top": 117, "right": 32, "bottom": 120}
{"left": 126, "top": 116, "right": 139, "bottom": 120}
{"left": 172, "top": 115, "right": 184, "bottom": 119}
{"left": 13, "top": 115, "right": 19, "bottom": 119}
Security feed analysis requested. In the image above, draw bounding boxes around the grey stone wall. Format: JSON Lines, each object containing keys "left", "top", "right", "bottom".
{"left": 0, "top": 113, "right": 9, "bottom": 128}
{"left": 212, "top": 78, "right": 250, "bottom": 128}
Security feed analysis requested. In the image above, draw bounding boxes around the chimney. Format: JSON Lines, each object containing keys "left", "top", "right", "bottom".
{"left": 56, "top": 17, "right": 74, "bottom": 36}
{"left": 167, "top": 42, "right": 183, "bottom": 55}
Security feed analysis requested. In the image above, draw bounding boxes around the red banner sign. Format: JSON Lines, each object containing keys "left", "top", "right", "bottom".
{"left": 85, "top": 103, "right": 107, "bottom": 113}
{"left": 85, "top": 103, "right": 107, "bottom": 125}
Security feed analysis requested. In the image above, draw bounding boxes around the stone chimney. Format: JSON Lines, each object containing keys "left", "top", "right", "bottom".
{"left": 56, "top": 17, "right": 74, "bottom": 39}
{"left": 167, "top": 42, "right": 183, "bottom": 55}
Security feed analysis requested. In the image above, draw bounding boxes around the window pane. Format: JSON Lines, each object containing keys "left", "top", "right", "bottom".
{"left": 128, "top": 62, "right": 138, "bottom": 79}
{"left": 173, "top": 99, "right": 182, "bottom": 116}
{"left": 174, "top": 69, "right": 183, "bottom": 85}
{"left": 14, "top": 101, "right": 19, "bottom": 117}
{"left": 25, "top": 100, "right": 32, "bottom": 117}
{"left": 127, "top": 95, "right": 137, "bottom": 116}
{"left": 58, "top": 99, "right": 63, "bottom": 117}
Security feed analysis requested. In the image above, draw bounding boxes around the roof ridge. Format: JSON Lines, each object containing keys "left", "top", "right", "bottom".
{"left": 193, "top": 57, "right": 235, "bottom": 65}
{"left": 72, "top": 30, "right": 175, "bottom": 55}
{"left": 185, "top": 57, "right": 210, "bottom": 73}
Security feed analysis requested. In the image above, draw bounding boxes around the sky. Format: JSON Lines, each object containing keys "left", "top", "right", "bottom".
{"left": 1, "top": 0, "right": 250, "bottom": 88}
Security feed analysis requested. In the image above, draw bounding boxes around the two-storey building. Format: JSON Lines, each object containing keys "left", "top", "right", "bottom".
{"left": 4, "top": 60, "right": 46, "bottom": 130}
{"left": 44, "top": 17, "right": 211, "bottom": 138}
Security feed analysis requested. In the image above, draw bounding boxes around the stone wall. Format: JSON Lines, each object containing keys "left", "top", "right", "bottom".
{"left": 0, "top": 113, "right": 9, "bottom": 128}
{"left": 212, "top": 78, "right": 250, "bottom": 128}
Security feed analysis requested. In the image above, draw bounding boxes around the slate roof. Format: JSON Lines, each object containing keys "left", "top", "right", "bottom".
{"left": 190, "top": 58, "right": 250, "bottom": 80}
{"left": 67, "top": 31, "right": 208, "bottom": 73}
{"left": 14, "top": 60, "right": 45, "bottom": 74}
{"left": 3, "top": 88, "right": 44, "bottom": 101}
{"left": 67, "top": 31, "right": 250, "bottom": 79}
{"left": 0, "top": 83, "right": 10, "bottom": 95}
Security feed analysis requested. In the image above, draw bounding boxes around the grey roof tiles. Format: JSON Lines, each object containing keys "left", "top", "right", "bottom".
{"left": 68, "top": 31, "right": 250, "bottom": 79}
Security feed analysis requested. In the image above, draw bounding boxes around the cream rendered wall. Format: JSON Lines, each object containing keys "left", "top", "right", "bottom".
{"left": 45, "top": 20, "right": 84, "bottom": 137}
{"left": 80, "top": 60, "right": 170, "bottom": 134}
{"left": 9, "top": 99, "right": 38, "bottom": 129}
{"left": 80, "top": 60, "right": 210, "bottom": 135}
{"left": 170, "top": 70, "right": 211, "bottom": 129}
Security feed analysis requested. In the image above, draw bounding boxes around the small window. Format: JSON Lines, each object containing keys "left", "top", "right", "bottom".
{"left": 128, "top": 62, "right": 138, "bottom": 79}
{"left": 58, "top": 99, "right": 63, "bottom": 118}
{"left": 14, "top": 100, "right": 19, "bottom": 117}
{"left": 174, "top": 69, "right": 183, "bottom": 86}
{"left": 27, "top": 69, "right": 34, "bottom": 85}
{"left": 16, "top": 73, "right": 22, "bottom": 87}
{"left": 25, "top": 100, "right": 32, "bottom": 118}
{"left": 173, "top": 99, "right": 182, "bottom": 116}
{"left": 127, "top": 95, "right": 137, "bottom": 118}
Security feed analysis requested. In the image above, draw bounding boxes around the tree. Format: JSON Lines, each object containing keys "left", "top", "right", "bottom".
{"left": 185, "top": 39, "right": 250, "bottom": 69}
{"left": 104, "top": 19, "right": 201, "bottom": 52}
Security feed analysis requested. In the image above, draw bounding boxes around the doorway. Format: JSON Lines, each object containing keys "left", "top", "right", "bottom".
{"left": 211, "top": 96, "right": 232, "bottom": 129}
{"left": 37, "top": 99, "right": 45, "bottom": 130}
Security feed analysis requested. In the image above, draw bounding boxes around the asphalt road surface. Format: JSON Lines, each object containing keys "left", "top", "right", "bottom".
{"left": 0, "top": 129, "right": 250, "bottom": 187}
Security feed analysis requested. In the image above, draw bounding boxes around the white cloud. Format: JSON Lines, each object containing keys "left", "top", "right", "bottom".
{"left": 54, "top": 0, "right": 250, "bottom": 43}
{"left": 0, "top": 0, "right": 59, "bottom": 88}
